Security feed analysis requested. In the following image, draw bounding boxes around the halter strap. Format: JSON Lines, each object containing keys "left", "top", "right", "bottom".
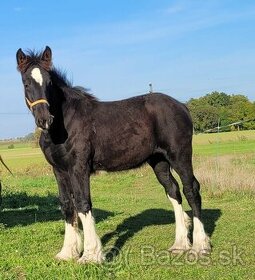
{"left": 25, "top": 97, "right": 49, "bottom": 111}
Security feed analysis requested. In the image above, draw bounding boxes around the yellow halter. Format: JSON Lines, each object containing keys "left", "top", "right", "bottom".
{"left": 25, "top": 97, "right": 49, "bottom": 111}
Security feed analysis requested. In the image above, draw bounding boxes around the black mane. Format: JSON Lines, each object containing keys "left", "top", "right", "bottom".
{"left": 50, "top": 67, "right": 98, "bottom": 102}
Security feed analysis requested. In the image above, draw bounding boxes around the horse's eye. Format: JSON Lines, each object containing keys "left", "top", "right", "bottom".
{"left": 24, "top": 78, "right": 31, "bottom": 89}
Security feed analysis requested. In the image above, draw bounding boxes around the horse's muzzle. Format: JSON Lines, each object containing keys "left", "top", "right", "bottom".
{"left": 35, "top": 115, "right": 54, "bottom": 130}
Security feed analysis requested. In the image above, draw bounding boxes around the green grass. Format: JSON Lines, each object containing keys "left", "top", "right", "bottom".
{"left": 0, "top": 141, "right": 30, "bottom": 151}
{"left": 193, "top": 130, "right": 255, "bottom": 156}
{"left": 0, "top": 144, "right": 45, "bottom": 170}
{"left": 0, "top": 131, "right": 255, "bottom": 279}
{"left": 193, "top": 130, "right": 255, "bottom": 145}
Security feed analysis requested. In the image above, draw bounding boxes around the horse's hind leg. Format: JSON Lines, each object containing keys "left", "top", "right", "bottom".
{"left": 148, "top": 154, "right": 191, "bottom": 253}
{"left": 170, "top": 151, "right": 211, "bottom": 255}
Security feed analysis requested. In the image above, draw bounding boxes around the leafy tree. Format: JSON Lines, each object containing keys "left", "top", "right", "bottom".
{"left": 228, "top": 95, "right": 255, "bottom": 129}
{"left": 193, "top": 104, "right": 219, "bottom": 132}
{"left": 187, "top": 92, "right": 255, "bottom": 132}
{"left": 204, "top": 91, "right": 231, "bottom": 108}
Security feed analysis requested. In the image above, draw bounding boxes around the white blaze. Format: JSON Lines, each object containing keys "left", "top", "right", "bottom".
{"left": 31, "top": 68, "right": 43, "bottom": 86}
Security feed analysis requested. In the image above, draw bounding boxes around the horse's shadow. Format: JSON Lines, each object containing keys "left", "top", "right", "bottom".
{"left": 1, "top": 192, "right": 222, "bottom": 262}
{"left": 0, "top": 192, "right": 114, "bottom": 227}
{"left": 102, "top": 208, "right": 222, "bottom": 261}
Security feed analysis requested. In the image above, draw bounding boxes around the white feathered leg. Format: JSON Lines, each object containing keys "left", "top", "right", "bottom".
{"left": 55, "top": 215, "right": 83, "bottom": 260}
{"left": 77, "top": 211, "right": 104, "bottom": 263}
{"left": 168, "top": 196, "right": 191, "bottom": 253}
{"left": 192, "top": 217, "right": 211, "bottom": 254}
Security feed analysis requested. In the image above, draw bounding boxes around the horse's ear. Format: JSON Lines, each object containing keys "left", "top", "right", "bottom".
{"left": 41, "top": 46, "right": 52, "bottom": 70}
{"left": 16, "top": 48, "right": 27, "bottom": 72}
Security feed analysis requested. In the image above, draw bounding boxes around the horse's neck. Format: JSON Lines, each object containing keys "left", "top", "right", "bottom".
{"left": 50, "top": 82, "right": 72, "bottom": 109}
{"left": 49, "top": 82, "right": 95, "bottom": 124}
{"left": 48, "top": 86, "right": 69, "bottom": 144}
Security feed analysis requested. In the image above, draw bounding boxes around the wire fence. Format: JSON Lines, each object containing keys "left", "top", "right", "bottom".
{"left": 203, "top": 119, "right": 255, "bottom": 133}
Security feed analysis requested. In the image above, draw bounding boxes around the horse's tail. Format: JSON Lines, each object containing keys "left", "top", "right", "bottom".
{"left": 0, "top": 155, "right": 13, "bottom": 176}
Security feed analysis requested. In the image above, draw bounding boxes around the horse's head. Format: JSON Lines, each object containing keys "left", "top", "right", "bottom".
{"left": 16, "top": 46, "right": 54, "bottom": 130}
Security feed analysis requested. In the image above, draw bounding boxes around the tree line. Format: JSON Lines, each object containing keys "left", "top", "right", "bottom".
{"left": 186, "top": 91, "right": 255, "bottom": 133}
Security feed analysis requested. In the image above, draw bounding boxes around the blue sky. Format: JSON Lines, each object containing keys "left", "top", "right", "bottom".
{"left": 1, "top": 0, "right": 255, "bottom": 139}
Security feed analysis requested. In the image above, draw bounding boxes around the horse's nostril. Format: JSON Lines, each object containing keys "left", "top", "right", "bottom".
{"left": 35, "top": 118, "right": 52, "bottom": 130}
{"left": 49, "top": 115, "right": 54, "bottom": 125}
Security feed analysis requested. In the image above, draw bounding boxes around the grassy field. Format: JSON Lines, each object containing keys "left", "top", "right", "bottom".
{"left": 0, "top": 131, "right": 254, "bottom": 279}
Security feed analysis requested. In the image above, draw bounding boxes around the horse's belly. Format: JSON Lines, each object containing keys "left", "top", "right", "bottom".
{"left": 93, "top": 137, "right": 154, "bottom": 171}
{"left": 92, "top": 114, "right": 155, "bottom": 171}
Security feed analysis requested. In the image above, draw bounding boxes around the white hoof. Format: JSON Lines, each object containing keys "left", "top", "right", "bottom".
{"left": 77, "top": 250, "right": 105, "bottom": 264}
{"left": 55, "top": 250, "right": 79, "bottom": 261}
{"left": 169, "top": 248, "right": 187, "bottom": 254}
{"left": 55, "top": 232, "right": 83, "bottom": 261}
{"left": 55, "top": 241, "right": 83, "bottom": 261}
{"left": 169, "top": 238, "right": 191, "bottom": 254}
{"left": 192, "top": 234, "right": 211, "bottom": 255}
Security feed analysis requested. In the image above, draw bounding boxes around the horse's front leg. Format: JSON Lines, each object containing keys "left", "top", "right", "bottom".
{"left": 69, "top": 162, "right": 104, "bottom": 264}
{"left": 53, "top": 167, "right": 83, "bottom": 260}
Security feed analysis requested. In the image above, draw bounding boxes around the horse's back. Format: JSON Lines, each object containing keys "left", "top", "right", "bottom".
{"left": 91, "top": 93, "right": 193, "bottom": 171}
